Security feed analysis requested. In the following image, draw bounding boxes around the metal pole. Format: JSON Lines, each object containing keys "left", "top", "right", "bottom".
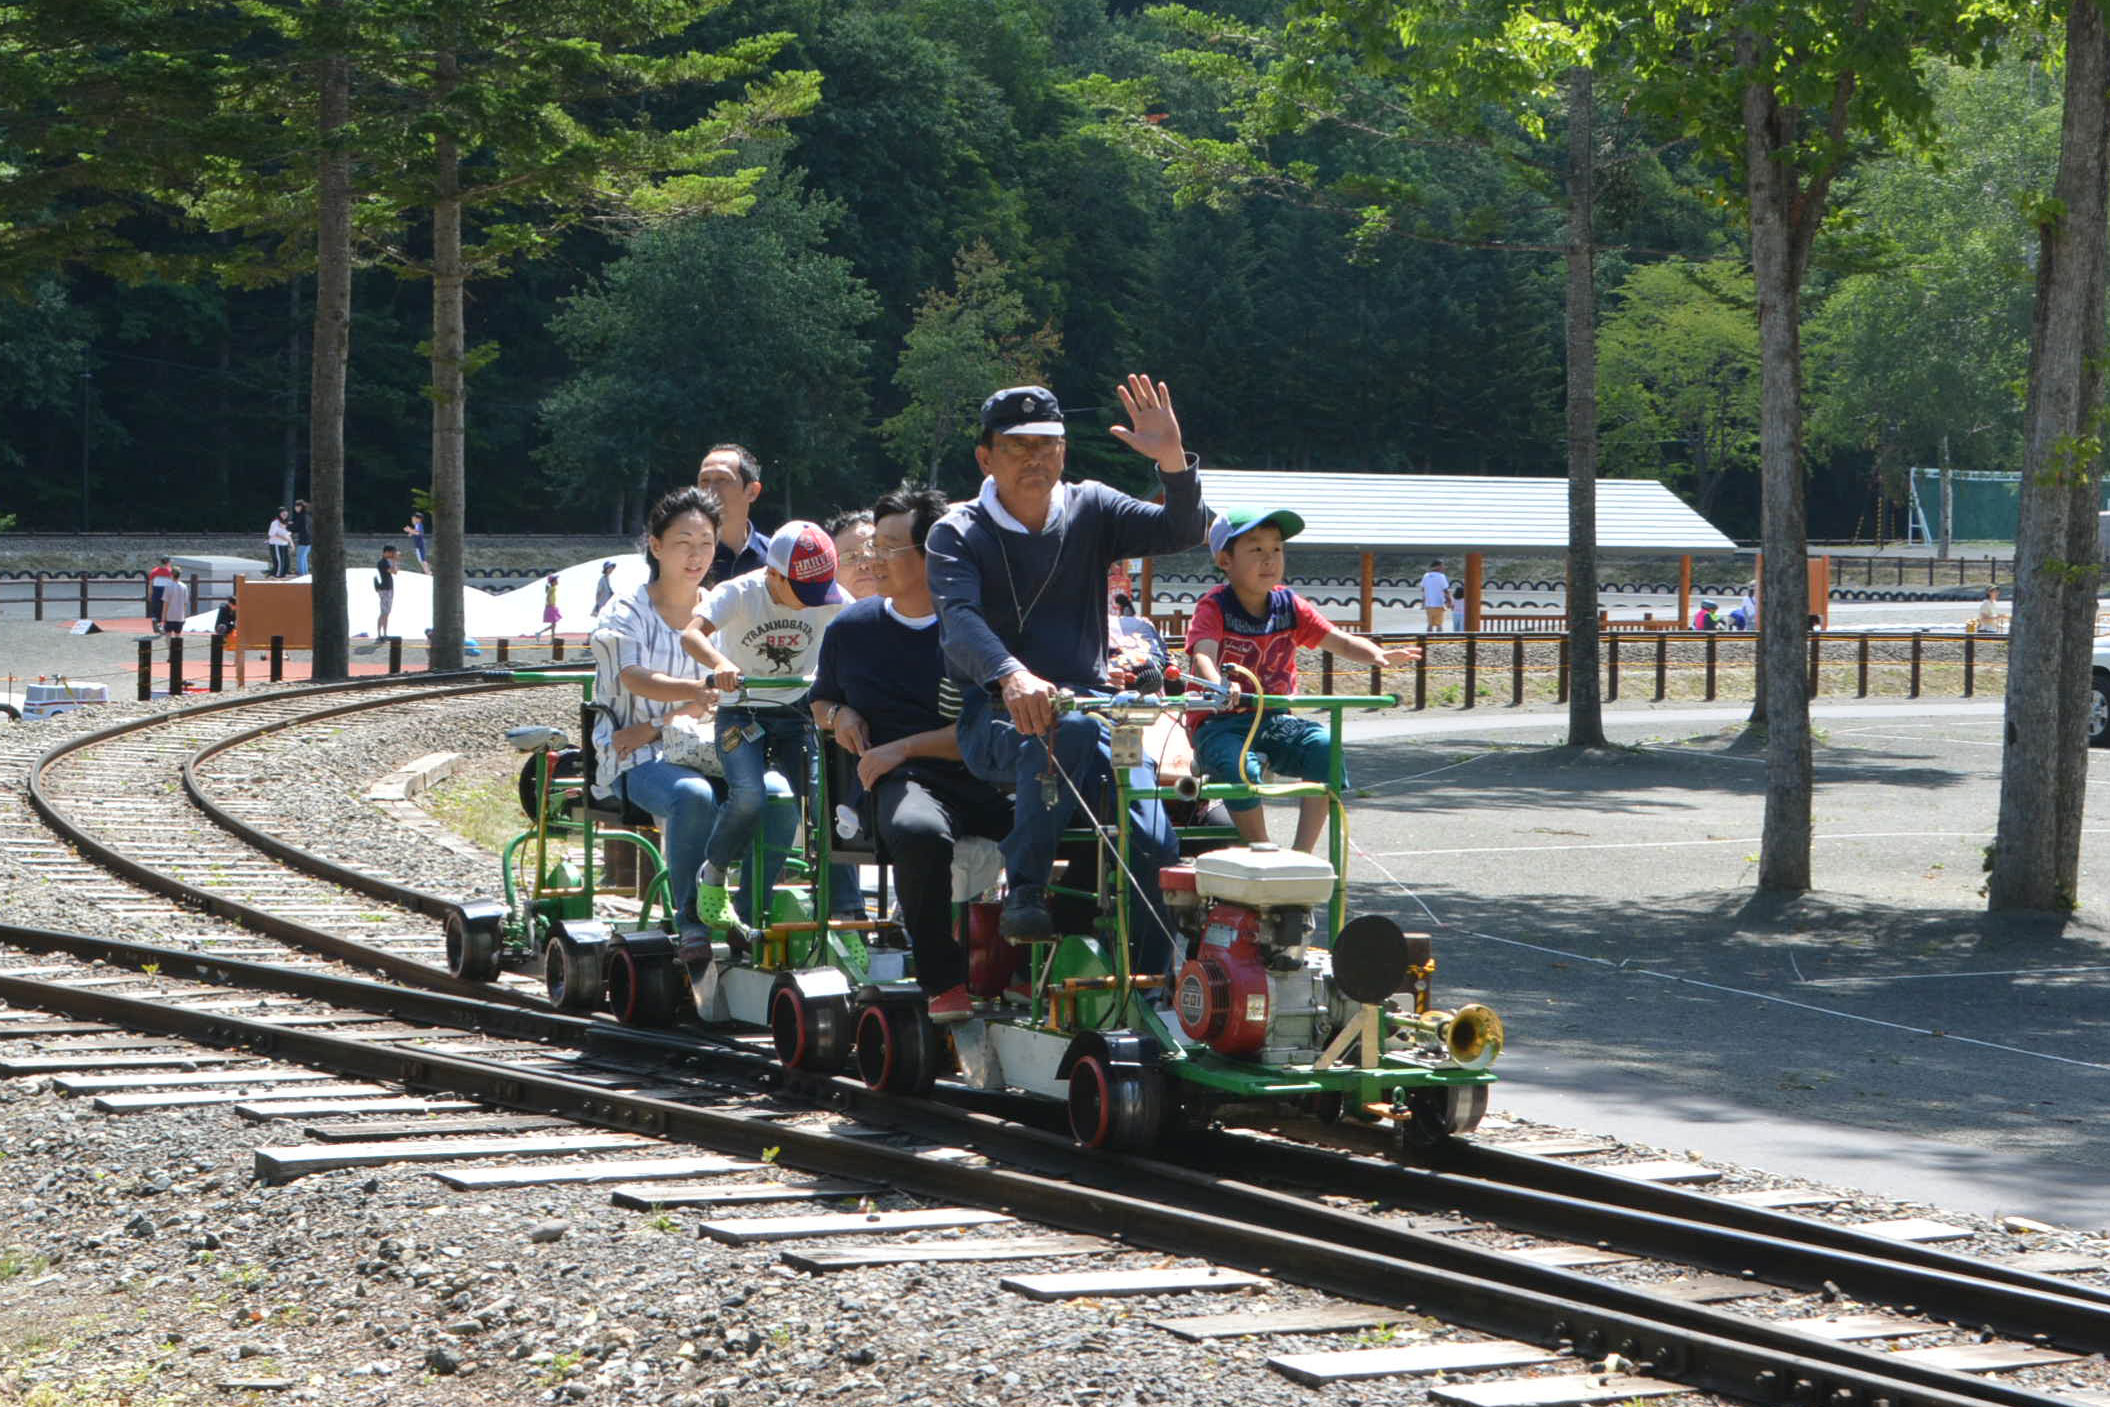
{"left": 137, "top": 638, "right": 153, "bottom": 702}
{"left": 167, "top": 635, "right": 184, "bottom": 698}
{"left": 79, "top": 369, "right": 91, "bottom": 534}
{"left": 270, "top": 636, "right": 285, "bottom": 683}
{"left": 208, "top": 635, "right": 224, "bottom": 693}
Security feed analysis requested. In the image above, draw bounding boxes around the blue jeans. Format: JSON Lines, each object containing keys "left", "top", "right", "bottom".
{"left": 296, "top": 544, "right": 311, "bottom": 576}
{"left": 617, "top": 759, "right": 720, "bottom": 935}
{"left": 708, "top": 707, "right": 813, "bottom": 925}
{"left": 956, "top": 690, "right": 1179, "bottom": 975}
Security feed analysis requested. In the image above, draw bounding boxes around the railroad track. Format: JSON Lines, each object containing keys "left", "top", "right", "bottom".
{"left": 19, "top": 673, "right": 559, "bottom": 1004}
{"left": 2, "top": 922, "right": 2104, "bottom": 1407}
{"left": 6, "top": 681, "right": 2108, "bottom": 1403}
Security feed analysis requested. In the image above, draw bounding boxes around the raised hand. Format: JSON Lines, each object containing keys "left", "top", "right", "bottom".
{"left": 1108, "top": 374, "right": 1185, "bottom": 472}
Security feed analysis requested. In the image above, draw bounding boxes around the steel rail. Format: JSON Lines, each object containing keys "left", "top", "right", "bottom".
{"left": 177, "top": 678, "right": 561, "bottom": 922}
{"left": 1447, "top": 1141, "right": 2110, "bottom": 1308}
{"left": 23, "top": 672, "right": 548, "bottom": 1006}
{"left": 0, "top": 922, "right": 2084, "bottom": 1407}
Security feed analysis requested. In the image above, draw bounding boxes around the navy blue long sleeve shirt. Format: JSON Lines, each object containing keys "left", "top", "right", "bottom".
{"left": 925, "top": 466, "right": 1207, "bottom": 693}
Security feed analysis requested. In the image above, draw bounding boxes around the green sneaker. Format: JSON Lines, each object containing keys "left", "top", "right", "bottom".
{"left": 694, "top": 882, "right": 754, "bottom": 951}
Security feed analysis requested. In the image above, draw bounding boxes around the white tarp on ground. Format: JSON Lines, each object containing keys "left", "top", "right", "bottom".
{"left": 175, "top": 555, "right": 655, "bottom": 639}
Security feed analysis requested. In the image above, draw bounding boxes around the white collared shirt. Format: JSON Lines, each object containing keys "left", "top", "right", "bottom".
{"left": 978, "top": 476, "right": 1067, "bottom": 535}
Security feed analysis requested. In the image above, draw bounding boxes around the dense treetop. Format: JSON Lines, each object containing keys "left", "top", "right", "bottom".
{"left": 0, "top": 0, "right": 2053, "bottom": 541}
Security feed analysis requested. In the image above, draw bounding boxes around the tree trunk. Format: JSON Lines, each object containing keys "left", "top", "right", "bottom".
{"left": 1743, "top": 38, "right": 1815, "bottom": 895}
{"left": 282, "top": 276, "right": 302, "bottom": 510}
{"left": 308, "top": 23, "right": 351, "bottom": 682}
{"left": 1563, "top": 65, "right": 1606, "bottom": 748}
{"left": 1989, "top": 0, "right": 2110, "bottom": 911}
{"left": 1938, "top": 434, "right": 1953, "bottom": 560}
{"left": 428, "top": 49, "right": 466, "bottom": 673}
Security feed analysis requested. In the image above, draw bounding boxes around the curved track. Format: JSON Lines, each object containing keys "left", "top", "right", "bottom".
{"left": 5, "top": 682, "right": 2107, "bottom": 1405}
{"left": 24, "top": 672, "right": 555, "bottom": 1004}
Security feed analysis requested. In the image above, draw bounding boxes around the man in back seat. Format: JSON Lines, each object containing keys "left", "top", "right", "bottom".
{"left": 810, "top": 485, "right": 1010, "bottom": 1022}
{"left": 926, "top": 376, "right": 1209, "bottom": 982}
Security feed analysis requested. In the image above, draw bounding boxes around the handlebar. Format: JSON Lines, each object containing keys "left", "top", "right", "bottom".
{"left": 1054, "top": 685, "right": 1398, "bottom": 719}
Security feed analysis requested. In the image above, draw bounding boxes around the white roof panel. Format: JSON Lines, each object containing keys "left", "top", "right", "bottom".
{"left": 1194, "top": 470, "right": 1737, "bottom": 553}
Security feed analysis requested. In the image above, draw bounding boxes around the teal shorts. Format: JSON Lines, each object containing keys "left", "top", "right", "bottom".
{"left": 1192, "top": 711, "right": 1337, "bottom": 813}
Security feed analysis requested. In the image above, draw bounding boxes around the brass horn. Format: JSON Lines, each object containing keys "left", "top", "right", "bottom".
{"left": 1393, "top": 1002, "right": 1505, "bottom": 1070}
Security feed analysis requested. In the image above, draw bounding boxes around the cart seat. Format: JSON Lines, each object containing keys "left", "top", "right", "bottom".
{"left": 567, "top": 787, "right": 657, "bottom": 829}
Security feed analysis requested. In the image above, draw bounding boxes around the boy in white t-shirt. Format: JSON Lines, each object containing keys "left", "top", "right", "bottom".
{"left": 683, "top": 521, "right": 850, "bottom": 933}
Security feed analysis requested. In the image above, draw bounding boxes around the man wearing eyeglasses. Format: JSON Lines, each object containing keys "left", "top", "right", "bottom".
{"left": 811, "top": 484, "right": 1010, "bottom": 1022}
{"left": 924, "top": 376, "right": 1209, "bottom": 982}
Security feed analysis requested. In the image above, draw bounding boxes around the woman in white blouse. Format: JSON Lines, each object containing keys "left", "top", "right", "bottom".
{"left": 590, "top": 487, "right": 740, "bottom": 948}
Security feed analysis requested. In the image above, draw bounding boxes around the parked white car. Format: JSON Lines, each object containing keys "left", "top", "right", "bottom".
{"left": 2092, "top": 637, "right": 2110, "bottom": 746}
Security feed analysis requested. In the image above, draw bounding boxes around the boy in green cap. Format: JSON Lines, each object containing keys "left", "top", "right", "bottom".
{"left": 1186, "top": 507, "right": 1421, "bottom": 852}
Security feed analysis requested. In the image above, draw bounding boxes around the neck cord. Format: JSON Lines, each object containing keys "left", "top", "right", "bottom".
{"left": 992, "top": 504, "right": 1064, "bottom": 632}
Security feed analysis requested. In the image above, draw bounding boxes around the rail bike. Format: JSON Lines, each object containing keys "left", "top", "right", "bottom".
{"left": 450, "top": 668, "right": 1503, "bottom": 1152}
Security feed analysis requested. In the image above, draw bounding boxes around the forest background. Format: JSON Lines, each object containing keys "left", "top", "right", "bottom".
{"left": 0, "top": 0, "right": 2057, "bottom": 541}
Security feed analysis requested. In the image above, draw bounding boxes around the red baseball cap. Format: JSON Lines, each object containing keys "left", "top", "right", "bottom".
{"left": 765, "top": 521, "right": 848, "bottom": 607}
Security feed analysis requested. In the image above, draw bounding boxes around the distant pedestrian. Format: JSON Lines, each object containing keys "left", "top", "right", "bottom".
{"left": 159, "top": 566, "right": 190, "bottom": 635}
{"left": 1449, "top": 579, "right": 1468, "bottom": 633}
{"left": 147, "top": 557, "right": 174, "bottom": 623}
{"left": 593, "top": 560, "right": 618, "bottom": 617}
{"left": 1975, "top": 585, "right": 2005, "bottom": 634}
{"left": 1727, "top": 582, "right": 1757, "bottom": 631}
{"left": 266, "top": 509, "right": 293, "bottom": 578}
{"left": 537, "top": 574, "right": 561, "bottom": 640}
{"left": 403, "top": 510, "right": 429, "bottom": 572}
{"left": 1693, "top": 598, "right": 1719, "bottom": 631}
{"left": 1419, "top": 558, "right": 1450, "bottom": 632}
{"left": 291, "top": 499, "right": 312, "bottom": 576}
{"left": 374, "top": 545, "right": 399, "bottom": 638}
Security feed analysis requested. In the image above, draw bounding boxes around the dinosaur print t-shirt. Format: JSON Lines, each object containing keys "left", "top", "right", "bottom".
{"left": 701, "top": 569, "right": 844, "bottom": 681}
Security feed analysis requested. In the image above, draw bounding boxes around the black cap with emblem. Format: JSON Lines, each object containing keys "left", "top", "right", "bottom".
{"left": 979, "top": 385, "right": 1066, "bottom": 437}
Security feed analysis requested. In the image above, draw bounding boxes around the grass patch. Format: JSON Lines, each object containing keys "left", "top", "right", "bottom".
{"left": 420, "top": 759, "right": 525, "bottom": 856}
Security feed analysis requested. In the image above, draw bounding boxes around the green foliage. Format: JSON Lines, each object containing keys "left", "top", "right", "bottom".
{"left": 1806, "top": 57, "right": 2054, "bottom": 487}
{"left": 881, "top": 242, "right": 1060, "bottom": 486}
{"left": 539, "top": 171, "right": 877, "bottom": 512}
{"left": 1598, "top": 260, "right": 1761, "bottom": 515}
{"left": 0, "top": 279, "right": 92, "bottom": 476}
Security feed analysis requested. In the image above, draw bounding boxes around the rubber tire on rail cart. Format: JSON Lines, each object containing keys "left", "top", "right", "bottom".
{"left": 771, "top": 980, "right": 852, "bottom": 1072}
{"left": 444, "top": 901, "right": 506, "bottom": 983}
{"left": 604, "top": 932, "right": 684, "bottom": 1027}
{"left": 852, "top": 994, "right": 942, "bottom": 1095}
{"left": 1067, "top": 1052, "right": 1167, "bottom": 1152}
{"left": 544, "top": 918, "right": 608, "bottom": 1013}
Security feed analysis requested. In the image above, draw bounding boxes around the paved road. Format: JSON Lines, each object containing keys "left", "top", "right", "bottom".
{"left": 1332, "top": 700, "right": 2110, "bottom": 1228}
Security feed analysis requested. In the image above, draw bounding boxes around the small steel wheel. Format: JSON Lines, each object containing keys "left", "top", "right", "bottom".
{"left": 606, "top": 942, "right": 682, "bottom": 1028}
{"left": 444, "top": 906, "right": 502, "bottom": 983}
{"left": 771, "top": 984, "right": 850, "bottom": 1072}
{"left": 544, "top": 932, "right": 605, "bottom": 1013}
{"left": 1066, "top": 1055, "right": 1165, "bottom": 1151}
{"left": 854, "top": 1000, "right": 940, "bottom": 1095}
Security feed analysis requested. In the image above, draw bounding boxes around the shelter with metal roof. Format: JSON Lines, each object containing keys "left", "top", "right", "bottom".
{"left": 1139, "top": 469, "right": 1738, "bottom": 631}
{"left": 1193, "top": 470, "right": 1737, "bottom": 552}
